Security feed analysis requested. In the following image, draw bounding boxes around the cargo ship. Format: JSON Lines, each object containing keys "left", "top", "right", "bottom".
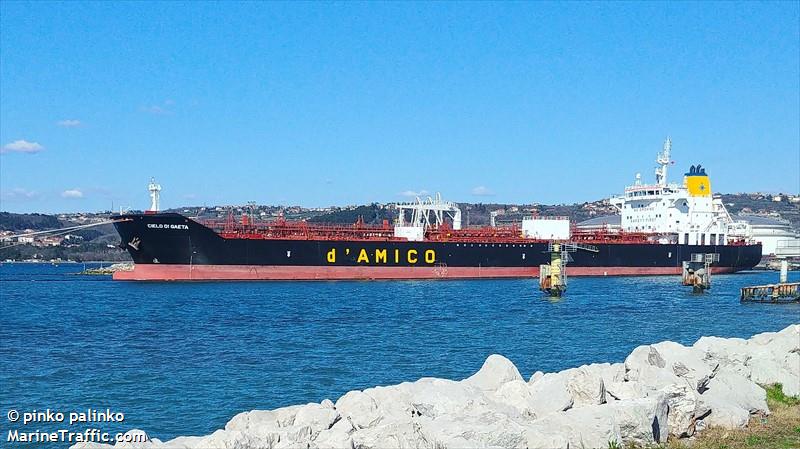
{"left": 112, "top": 140, "right": 761, "bottom": 280}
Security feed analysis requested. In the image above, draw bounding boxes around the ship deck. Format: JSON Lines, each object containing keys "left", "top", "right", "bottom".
{"left": 199, "top": 216, "right": 664, "bottom": 244}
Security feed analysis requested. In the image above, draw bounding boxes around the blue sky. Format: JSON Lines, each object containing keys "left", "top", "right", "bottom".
{"left": 1, "top": 2, "right": 798, "bottom": 213}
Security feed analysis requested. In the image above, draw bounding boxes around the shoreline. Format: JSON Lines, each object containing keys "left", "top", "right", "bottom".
{"left": 72, "top": 324, "right": 799, "bottom": 449}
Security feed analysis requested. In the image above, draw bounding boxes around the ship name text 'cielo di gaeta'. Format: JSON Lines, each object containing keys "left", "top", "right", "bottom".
{"left": 112, "top": 139, "right": 761, "bottom": 281}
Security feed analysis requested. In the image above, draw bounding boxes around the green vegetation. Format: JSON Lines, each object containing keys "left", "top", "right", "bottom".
{"left": 0, "top": 211, "right": 61, "bottom": 231}
{"left": 720, "top": 193, "right": 800, "bottom": 230}
{"left": 0, "top": 212, "right": 128, "bottom": 262}
{"left": 0, "top": 241, "right": 129, "bottom": 262}
{"left": 307, "top": 203, "right": 395, "bottom": 224}
{"left": 766, "top": 384, "right": 800, "bottom": 407}
{"left": 642, "top": 384, "right": 800, "bottom": 449}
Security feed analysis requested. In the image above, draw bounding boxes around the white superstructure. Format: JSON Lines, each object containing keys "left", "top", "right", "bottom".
{"left": 394, "top": 193, "right": 462, "bottom": 241}
{"left": 610, "top": 139, "right": 744, "bottom": 246}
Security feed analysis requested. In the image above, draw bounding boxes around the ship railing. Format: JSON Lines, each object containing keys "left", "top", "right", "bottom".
{"left": 569, "top": 228, "right": 656, "bottom": 244}
{"left": 198, "top": 216, "right": 665, "bottom": 244}
{"left": 523, "top": 215, "right": 570, "bottom": 221}
{"left": 197, "top": 216, "right": 405, "bottom": 241}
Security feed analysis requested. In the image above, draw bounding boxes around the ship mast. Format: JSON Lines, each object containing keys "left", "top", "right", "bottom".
{"left": 655, "top": 138, "right": 672, "bottom": 186}
{"left": 148, "top": 177, "right": 161, "bottom": 212}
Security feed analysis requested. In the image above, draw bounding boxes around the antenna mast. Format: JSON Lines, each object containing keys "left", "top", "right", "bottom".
{"left": 655, "top": 138, "right": 671, "bottom": 186}
{"left": 148, "top": 177, "right": 161, "bottom": 212}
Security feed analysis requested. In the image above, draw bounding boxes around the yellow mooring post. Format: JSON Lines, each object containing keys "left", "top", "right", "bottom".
{"left": 540, "top": 242, "right": 566, "bottom": 297}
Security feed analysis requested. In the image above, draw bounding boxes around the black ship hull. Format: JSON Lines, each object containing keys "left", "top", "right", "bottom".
{"left": 112, "top": 213, "right": 762, "bottom": 281}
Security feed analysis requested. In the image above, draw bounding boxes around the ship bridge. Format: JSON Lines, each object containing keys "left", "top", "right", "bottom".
{"left": 609, "top": 138, "right": 744, "bottom": 246}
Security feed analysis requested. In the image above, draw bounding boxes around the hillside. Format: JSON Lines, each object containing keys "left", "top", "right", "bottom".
{"left": 0, "top": 213, "right": 129, "bottom": 262}
{"left": 720, "top": 193, "right": 800, "bottom": 229}
{"left": 0, "top": 212, "right": 61, "bottom": 231}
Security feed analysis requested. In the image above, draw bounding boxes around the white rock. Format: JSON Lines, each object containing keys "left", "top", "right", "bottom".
{"left": 748, "top": 353, "right": 784, "bottom": 384}
{"left": 159, "top": 436, "right": 206, "bottom": 448}
{"left": 527, "top": 372, "right": 574, "bottom": 417}
{"left": 780, "top": 351, "right": 800, "bottom": 397}
{"left": 596, "top": 363, "right": 626, "bottom": 385}
{"left": 312, "top": 418, "right": 355, "bottom": 449}
{"left": 335, "top": 390, "right": 381, "bottom": 430}
{"left": 748, "top": 326, "right": 800, "bottom": 361}
{"left": 625, "top": 362, "right": 709, "bottom": 439}
{"left": 625, "top": 345, "right": 666, "bottom": 377}
{"left": 294, "top": 402, "right": 340, "bottom": 434}
{"left": 704, "top": 368, "right": 768, "bottom": 414}
{"left": 566, "top": 365, "right": 607, "bottom": 406}
{"left": 372, "top": 377, "right": 499, "bottom": 421}
{"left": 693, "top": 367, "right": 768, "bottom": 431}
{"left": 606, "top": 380, "right": 642, "bottom": 401}
{"left": 778, "top": 324, "right": 800, "bottom": 338}
{"left": 693, "top": 336, "right": 751, "bottom": 377}
{"left": 748, "top": 351, "right": 800, "bottom": 397}
{"left": 493, "top": 379, "right": 538, "bottom": 419}
{"left": 529, "top": 370, "right": 545, "bottom": 384}
{"left": 525, "top": 403, "right": 621, "bottom": 449}
{"left": 654, "top": 382, "right": 709, "bottom": 438}
{"left": 189, "top": 404, "right": 328, "bottom": 447}
{"left": 185, "top": 428, "right": 274, "bottom": 449}
{"left": 70, "top": 441, "right": 115, "bottom": 449}
{"left": 525, "top": 397, "right": 668, "bottom": 447}
{"left": 697, "top": 394, "right": 751, "bottom": 429}
{"left": 612, "top": 397, "right": 670, "bottom": 446}
{"left": 225, "top": 404, "right": 303, "bottom": 432}
{"left": 463, "top": 354, "right": 523, "bottom": 391}
{"left": 627, "top": 363, "right": 686, "bottom": 391}
{"left": 522, "top": 429, "right": 572, "bottom": 449}
{"left": 652, "top": 340, "right": 718, "bottom": 392}
{"left": 421, "top": 413, "right": 529, "bottom": 448}
{"left": 349, "top": 420, "right": 430, "bottom": 449}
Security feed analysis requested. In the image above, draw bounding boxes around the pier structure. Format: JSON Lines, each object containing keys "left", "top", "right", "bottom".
{"left": 682, "top": 253, "right": 718, "bottom": 293}
{"left": 740, "top": 282, "right": 799, "bottom": 303}
{"left": 741, "top": 259, "right": 799, "bottom": 303}
{"left": 539, "top": 242, "right": 599, "bottom": 297}
{"left": 539, "top": 242, "right": 566, "bottom": 297}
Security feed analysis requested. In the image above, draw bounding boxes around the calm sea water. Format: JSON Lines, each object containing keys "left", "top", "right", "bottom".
{"left": 1, "top": 263, "right": 798, "bottom": 446}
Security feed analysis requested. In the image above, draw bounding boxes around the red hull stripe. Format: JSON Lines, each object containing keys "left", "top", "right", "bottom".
{"left": 113, "top": 264, "right": 739, "bottom": 281}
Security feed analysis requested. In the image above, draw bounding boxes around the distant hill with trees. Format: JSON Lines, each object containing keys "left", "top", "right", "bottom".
{"left": 0, "top": 212, "right": 61, "bottom": 231}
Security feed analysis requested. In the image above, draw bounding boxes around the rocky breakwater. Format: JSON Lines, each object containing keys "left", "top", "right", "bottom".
{"left": 75, "top": 324, "right": 799, "bottom": 449}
